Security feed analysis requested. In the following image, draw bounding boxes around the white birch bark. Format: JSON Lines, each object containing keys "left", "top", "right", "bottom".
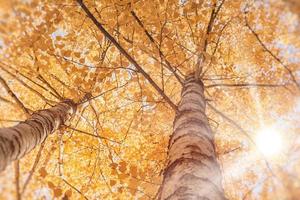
{"left": 159, "top": 75, "right": 226, "bottom": 200}
{"left": 0, "top": 100, "right": 76, "bottom": 171}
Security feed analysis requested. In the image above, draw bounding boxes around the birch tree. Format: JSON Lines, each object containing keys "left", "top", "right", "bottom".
{"left": 0, "top": 99, "right": 76, "bottom": 171}
{"left": 0, "top": 0, "right": 299, "bottom": 199}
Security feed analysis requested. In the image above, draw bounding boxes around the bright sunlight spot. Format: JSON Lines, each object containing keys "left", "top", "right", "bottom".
{"left": 255, "top": 127, "right": 283, "bottom": 157}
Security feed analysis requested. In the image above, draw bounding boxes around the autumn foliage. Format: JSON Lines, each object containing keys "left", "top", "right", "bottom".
{"left": 0, "top": 0, "right": 300, "bottom": 199}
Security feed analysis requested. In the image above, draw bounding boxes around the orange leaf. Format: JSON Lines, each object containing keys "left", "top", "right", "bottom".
{"left": 39, "top": 167, "right": 47, "bottom": 178}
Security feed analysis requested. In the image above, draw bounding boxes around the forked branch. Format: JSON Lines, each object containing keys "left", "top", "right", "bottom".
{"left": 77, "top": 0, "right": 178, "bottom": 111}
{"left": 0, "top": 76, "right": 31, "bottom": 117}
{"left": 130, "top": 10, "right": 184, "bottom": 85}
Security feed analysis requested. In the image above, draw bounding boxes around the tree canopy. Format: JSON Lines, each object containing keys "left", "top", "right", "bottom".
{"left": 0, "top": 0, "right": 300, "bottom": 199}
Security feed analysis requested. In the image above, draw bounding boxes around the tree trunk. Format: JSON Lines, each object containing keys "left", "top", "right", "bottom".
{"left": 159, "top": 75, "right": 226, "bottom": 200}
{"left": 0, "top": 100, "right": 76, "bottom": 172}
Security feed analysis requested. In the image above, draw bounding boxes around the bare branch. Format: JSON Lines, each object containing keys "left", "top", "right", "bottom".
{"left": 77, "top": 0, "right": 177, "bottom": 111}
{"left": 203, "top": 3, "right": 217, "bottom": 52}
{"left": 0, "top": 64, "right": 57, "bottom": 105}
{"left": 206, "top": 83, "right": 286, "bottom": 88}
{"left": 130, "top": 10, "right": 184, "bottom": 85}
{"left": 207, "top": 103, "right": 277, "bottom": 178}
{"left": 245, "top": 17, "right": 300, "bottom": 90}
{"left": 201, "top": 17, "right": 234, "bottom": 78}
{"left": 21, "top": 141, "right": 46, "bottom": 195}
{"left": 0, "top": 95, "right": 13, "bottom": 104}
{"left": 13, "top": 161, "right": 21, "bottom": 200}
{"left": 0, "top": 76, "right": 32, "bottom": 200}
{"left": 65, "top": 126, "right": 120, "bottom": 144}
{"left": 78, "top": 81, "right": 129, "bottom": 105}
{"left": 203, "top": 0, "right": 225, "bottom": 52}
{"left": 0, "top": 119, "right": 22, "bottom": 123}
{"left": 37, "top": 74, "right": 64, "bottom": 101}
{"left": 62, "top": 178, "right": 89, "bottom": 200}
{"left": 0, "top": 76, "right": 31, "bottom": 116}
{"left": 0, "top": 61, "right": 61, "bottom": 101}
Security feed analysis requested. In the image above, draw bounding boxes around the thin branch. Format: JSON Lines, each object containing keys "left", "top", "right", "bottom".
{"left": 62, "top": 178, "right": 89, "bottom": 200}
{"left": 14, "top": 161, "right": 21, "bottom": 200}
{"left": 245, "top": 17, "right": 300, "bottom": 90}
{"left": 214, "top": 0, "right": 226, "bottom": 21}
{"left": 52, "top": 53, "right": 137, "bottom": 72}
{"left": 37, "top": 74, "right": 64, "bottom": 101}
{"left": 77, "top": 0, "right": 177, "bottom": 111}
{"left": 242, "top": 176, "right": 270, "bottom": 200}
{"left": 21, "top": 141, "right": 46, "bottom": 195}
{"left": 212, "top": 17, "right": 233, "bottom": 57}
{"left": 0, "top": 61, "right": 61, "bottom": 101}
{"left": 0, "top": 76, "right": 31, "bottom": 116}
{"left": 0, "top": 64, "right": 56, "bottom": 104}
{"left": 130, "top": 10, "right": 184, "bottom": 85}
{"left": 0, "top": 95, "right": 13, "bottom": 104}
{"left": 207, "top": 103, "right": 276, "bottom": 178}
{"left": 207, "top": 103, "right": 255, "bottom": 146}
{"left": 206, "top": 83, "right": 286, "bottom": 88}
{"left": 203, "top": 0, "right": 225, "bottom": 52}
{"left": 65, "top": 126, "right": 121, "bottom": 144}
{"left": 195, "top": 1, "right": 225, "bottom": 78}
{"left": 0, "top": 119, "right": 22, "bottom": 123}
{"left": 78, "top": 82, "right": 128, "bottom": 105}
{"left": 0, "top": 76, "right": 32, "bottom": 200}
{"left": 203, "top": 3, "right": 217, "bottom": 52}
{"left": 221, "top": 147, "right": 241, "bottom": 155}
{"left": 201, "top": 17, "right": 234, "bottom": 78}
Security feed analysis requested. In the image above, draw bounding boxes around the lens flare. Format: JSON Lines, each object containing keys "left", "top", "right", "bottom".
{"left": 255, "top": 127, "right": 283, "bottom": 157}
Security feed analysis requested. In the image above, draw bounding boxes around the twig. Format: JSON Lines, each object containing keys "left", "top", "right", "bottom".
{"left": 245, "top": 17, "right": 300, "bottom": 90}
{"left": 0, "top": 76, "right": 31, "bottom": 116}
{"left": 78, "top": 81, "right": 129, "bottom": 105}
{"left": 14, "top": 161, "right": 21, "bottom": 200}
{"left": 221, "top": 147, "right": 241, "bottom": 155}
{"left": 0, "top": 64, "right": 56, "bottom": 104}
{"left": 77, "top": 0, "right": 177, "bottom": 111}
{"left": 0, "top": 61, "right": 61, "bottom": 101}
{"left": 201, "top": 17, "right": 234, "bottom": 78}
{"left": 242, "top": 176, "right": 270, "bottom": 200}
{"left": 203, "top": 0, "right": 225, "bottom": 52}
{"left": 206, "top": 83, "right": 286, "bottom": 88}
{"left": 203, "top": 3, "right": 217, "bottom": 52}
{"left": 62, "top": 178, "right": 89, "bottom": 200}
{"left": 130, "top": 10, "right": 184, "bottom": 85}
{"left": 65, "top": 126, "right": 121, "bottom": 144}
{"left": 207, "top": 103, "right": 276, "bottom": 178}
{"left": 0, "top": 76, "right": 32, "bottom": 200}
{"left": 0, "top": 119, "right": 22, "bottom": 123}
{"left": 37, "top": 74, "right": 64, "bottom": 101}
{"left": 0, "top": 95, "right": 13, "bottom": 104}
{"left": 21, "top": 141, "right": 46, "bottom": 195}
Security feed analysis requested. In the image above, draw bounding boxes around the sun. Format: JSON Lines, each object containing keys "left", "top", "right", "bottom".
{"left": 255, "top": 127, "right": 283, "bottom": 157}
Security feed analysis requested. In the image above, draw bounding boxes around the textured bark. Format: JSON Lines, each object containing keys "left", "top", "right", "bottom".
{"left": 0, "top": 100, "right": 76, "bottom": 172}
{"left": 159, "top": 75, "right": 226, "bottom": 200}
